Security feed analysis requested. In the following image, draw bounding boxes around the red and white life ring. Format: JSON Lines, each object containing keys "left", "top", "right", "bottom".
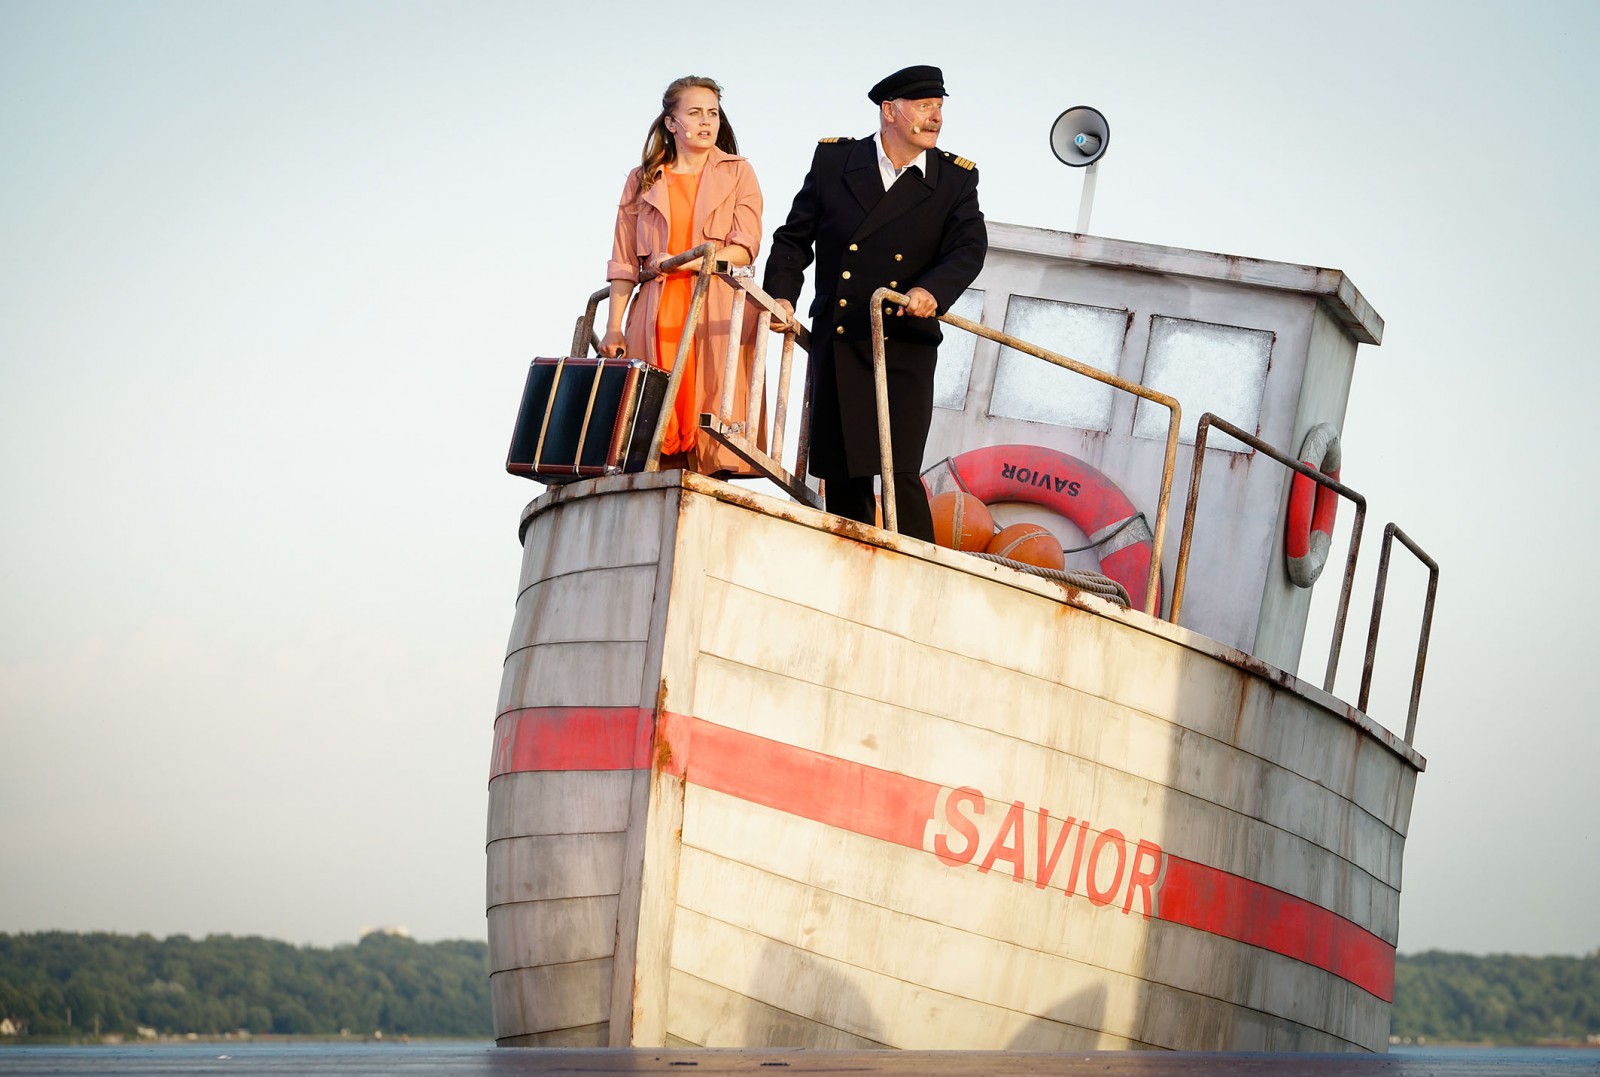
{"left": 1284, "top": 423, "right": 1342, "bottom": 588}
{"left": 944, "top": 444, "right": 1159, "bottom": 612}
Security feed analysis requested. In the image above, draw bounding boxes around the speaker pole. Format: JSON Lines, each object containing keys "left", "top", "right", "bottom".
{"left": 1076, "top": 161, "right": 1099, "bottom": 234}
{"left": 1049, "top": 106, "right": 1110, "bottom": 234}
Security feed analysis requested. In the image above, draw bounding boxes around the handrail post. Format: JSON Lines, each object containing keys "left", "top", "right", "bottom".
{"left": 869, "top": 287, "right": 900, "bottom": 533}
{"left": 934, "top": 308, "right": 1177, "bottom": 616}
{"left": 771, "top": 327, "right": 797, "bottom": 463}
{"left": 746, "top": 307, "right": 770, "bottom": 443}
{"left": 572, "top": 286, "right": 611, "bottom": 357}
{"left": 867, "top": 289, "right": 1179, "bottom": 615}
{"left": 1359, "top": 523, "right": 1440, "bottom": 744}
{"left": 1174, "top": 413, "right": 1366, "bottom": 694}
{"left": 720, "top": 265, "right": 747, "bottom": 424}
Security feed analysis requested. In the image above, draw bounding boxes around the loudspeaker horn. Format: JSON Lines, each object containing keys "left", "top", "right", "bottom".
{"left": 1050, "top": 106, "right": 1110, "bottom": 168}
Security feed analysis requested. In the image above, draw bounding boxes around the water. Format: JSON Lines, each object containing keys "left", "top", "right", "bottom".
{"left": 0, "top": 1043, "right": 1595, "bottom": 1075}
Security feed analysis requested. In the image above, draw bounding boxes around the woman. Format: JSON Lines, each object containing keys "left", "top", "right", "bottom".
{"left": 600, "top": 76, "right": 765, "bottom": 476}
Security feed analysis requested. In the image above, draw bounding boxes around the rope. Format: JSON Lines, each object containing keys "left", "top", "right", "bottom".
{"left": 1060, "top": 511, "right": 1145, "bottom": 555}
{"left": 970, "top": 553, "right": 1131, "bottom": 608}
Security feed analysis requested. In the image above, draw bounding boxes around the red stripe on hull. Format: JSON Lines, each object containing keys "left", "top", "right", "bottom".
{"left": 1159, "top": 856, "right": 1394, "bottom": 1000}
{"left": 490, "top": 707, "right": 1395, "bottom": 1000}
{"left": 490, "top": 706, "right": 653, "bottom": 777}
{"left": 662, "top": 717, "right": 942, "bottom": 852}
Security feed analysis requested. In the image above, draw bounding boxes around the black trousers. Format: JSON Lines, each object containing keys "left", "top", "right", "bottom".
{"left": 825, "top": 473, "right": 934, "bottom": 543}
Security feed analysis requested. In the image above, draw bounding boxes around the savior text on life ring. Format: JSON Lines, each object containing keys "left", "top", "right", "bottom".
{"left": 1284, "top": 422, "right": 1342, "bottom": 588}
{"left": 944, "top": 444, "right": 1159, "bottom": 612}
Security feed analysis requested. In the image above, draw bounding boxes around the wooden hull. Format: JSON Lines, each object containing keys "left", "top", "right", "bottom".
{"left": 487, "top": 472, "right": 1422, "bottom": 1052}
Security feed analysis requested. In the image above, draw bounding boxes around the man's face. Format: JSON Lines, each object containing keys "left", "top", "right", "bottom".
{"left": 889, "top": 97, "right": 943, "bottom": 152}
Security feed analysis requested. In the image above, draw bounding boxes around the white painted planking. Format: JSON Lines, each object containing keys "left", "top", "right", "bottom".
{"left": 671, "top": 905, "right": 1142, "bottom": 1051}
{"left": 497, "top": 1023, "right": 609, "bottom": 1047}
{"left": 691, "top": 522, "right": 1412, "bottom": 888}
{"left": 696, "top": 563, "right": 1403, "bottom": 827}
{"left": 505, "top": 564, "right": 659, "bottom": 649}
{"left": 672, "top": 834, "right": 1370, "bottom": 1050}
{"left": 667, "top": 969, "right": 890, "bottom": 1049}
{"left": 486, "top": 896, "right": 620, "bottom": 970}
{"left": 488, "top": 478, "right": 1420, "bottom": 1051}
{"left": 614, "top": 490, "right": 709, "bottom": 1047}
{"left": 490, "top": 957, "right": 612, "bottom": 1040}
{"left": 497, "top": 640, "right": 648, "bottom": 713}
{"left": 1391, "top": 764, "right": 1417, "bottom": 836}
{"left": 486, "top": 770, "right": 634, "bottom": 842}
{"left": 676, "top": 785, "right": 1388, "bottom": 1047}
{"left": 515, "top": 487, "right": 670, "bottom": 597}
{"left": 486, "top": 832, "right": 626, "bottom": 907}
{"left": 609, "top": 767, "right": 674, "bottom": 1047}
{"left": 686, "top": 646, "right": 1399, "bottom": 934}
{"left": 697, "top": 490, "right": 1419, "bottom": 772}
{"left": 675, "top": 844, "right": 1170, "bottom": 1045}
{"left": 1353, "top": 733, "right": 1414, "bottom": 834}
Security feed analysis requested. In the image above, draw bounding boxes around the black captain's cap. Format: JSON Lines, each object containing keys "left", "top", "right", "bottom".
{"left": 868, "top": 65, "right": 947, "bottom": 104}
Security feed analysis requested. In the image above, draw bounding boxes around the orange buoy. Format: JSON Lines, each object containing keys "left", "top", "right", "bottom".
{"left": 930, "top": 490, "right": 997, "bottom": 552}
{"left": 986, "top": 522, "right": 1065, "bottom": 571}
{"left": 943, "top": 444, "right": 1158, "bottom": 611}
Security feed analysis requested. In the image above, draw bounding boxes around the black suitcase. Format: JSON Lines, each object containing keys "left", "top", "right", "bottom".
{"left": 506, "top": 356, "right": 669, "bottom": 482}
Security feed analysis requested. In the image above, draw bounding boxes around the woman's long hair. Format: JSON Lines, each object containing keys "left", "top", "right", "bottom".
{"left": 637, "top": 76, "right": 739, "bottom": 197}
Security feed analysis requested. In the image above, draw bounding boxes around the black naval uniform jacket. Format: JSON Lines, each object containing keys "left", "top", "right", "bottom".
{"left": 763, "top": 136, "right": 987, "bottom": 480}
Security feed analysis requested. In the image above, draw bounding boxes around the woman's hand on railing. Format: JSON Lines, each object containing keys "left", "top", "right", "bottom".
{"left": 642, "top": 243, "right": 717, "bottom": 282}
{"left": 598, "top": 329, "right": 626, "bottom": 358}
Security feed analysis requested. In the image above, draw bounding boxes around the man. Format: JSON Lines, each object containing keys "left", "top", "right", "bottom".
{"left": 764, "top": 65, "right": 987, "bottom": 542}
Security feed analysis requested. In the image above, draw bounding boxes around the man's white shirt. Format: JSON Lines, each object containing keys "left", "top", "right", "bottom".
{"left": 873, "top": 131, "right": 927, "bottom": 191}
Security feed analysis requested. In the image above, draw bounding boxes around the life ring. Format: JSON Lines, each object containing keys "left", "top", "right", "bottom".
{"left": 940, "top": 444, "right": 1159, "bottom": 612}
{"left": 1284, "top": 423, "right": 1342, "bottom": 587}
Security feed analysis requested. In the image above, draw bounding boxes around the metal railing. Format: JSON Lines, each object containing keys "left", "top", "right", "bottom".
{"left": 578, "top": 250, "right": 819, "bottom": 506}
{"left": 700, "top": 267, "right": 817, "bottom": 506}
{"left": 868, "top": 287, "right": 1179, "bottom": 618}
{"left": 1172, "top": 414, "right": 1367, "bottom": 695}
{"left": 579, "top": 275, "right": 1439, "bottom": 739}
{"left": 1360, "top": 524, "right": 1439, "bottom": 745}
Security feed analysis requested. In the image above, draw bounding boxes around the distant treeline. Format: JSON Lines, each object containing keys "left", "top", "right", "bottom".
{"left": 2, "top": 933, "right": 1595, "bottom": 1045}
{"left": 1393, "top": 950, "right": 1600, "bottom": 1044}
{"left": 0, "top": 931, "right": 491, "bottom": 1040}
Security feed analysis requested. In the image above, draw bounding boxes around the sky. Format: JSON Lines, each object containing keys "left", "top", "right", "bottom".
{"left": 1, "top": 0, "right": 1595, "bottom": 958}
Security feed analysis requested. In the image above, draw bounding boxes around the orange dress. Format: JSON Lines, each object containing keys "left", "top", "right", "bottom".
{"left": 654, "top": 168, "right": 702, "bottom": 456}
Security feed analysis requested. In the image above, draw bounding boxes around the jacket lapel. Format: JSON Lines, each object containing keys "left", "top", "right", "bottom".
{"left": 853, "top": 147, "right": 937, "bottom": 241}
{"left": 843, "top": 138, "right": 883, "bottom": 217}
{"left": 691, "top": 147, "right": 737, "bottom": 240}
{"left": 639, "top": 170, "right": 671, "bottom": 233}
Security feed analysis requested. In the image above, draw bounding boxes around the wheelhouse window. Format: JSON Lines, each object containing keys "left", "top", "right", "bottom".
{"left": 1133, "top": 316, "right": 1272, "bottom": 452}
{"left": 987, "top": 296, "right": 1128, "bottom": 430}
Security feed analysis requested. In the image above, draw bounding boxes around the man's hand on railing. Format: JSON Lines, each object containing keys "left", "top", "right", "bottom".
{"left": 770, "top": 299, "right": 794, "bottom": 330}
{"left": 896, "top": 287, "right": 937, "bottom": 318}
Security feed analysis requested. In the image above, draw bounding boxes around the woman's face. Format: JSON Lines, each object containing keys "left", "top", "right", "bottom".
{"left": 665, "top": 86, "right": 721, "bottom": 156}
